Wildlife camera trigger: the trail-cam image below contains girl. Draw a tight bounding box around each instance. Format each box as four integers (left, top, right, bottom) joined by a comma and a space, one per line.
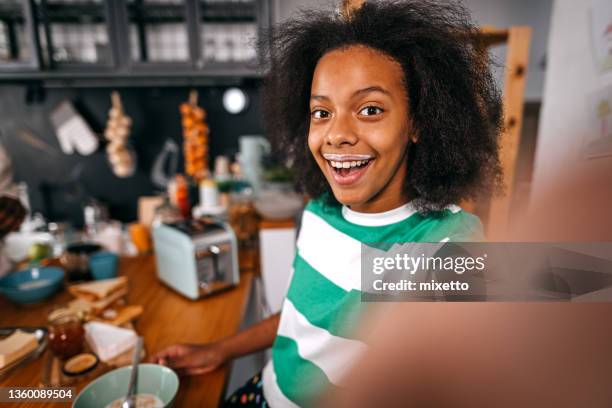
152, 1, 502, 406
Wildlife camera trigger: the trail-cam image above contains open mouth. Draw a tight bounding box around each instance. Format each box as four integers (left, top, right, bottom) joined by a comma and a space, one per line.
322, 153, 374, 186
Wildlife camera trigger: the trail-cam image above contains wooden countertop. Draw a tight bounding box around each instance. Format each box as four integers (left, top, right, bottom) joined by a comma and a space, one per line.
0, 255, 254, 407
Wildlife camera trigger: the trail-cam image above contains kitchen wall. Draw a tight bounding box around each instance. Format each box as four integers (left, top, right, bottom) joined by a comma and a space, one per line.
460, 0, 552, 102
530, 0, 612, 236
273, 0, 553, 101
0, 83, 264, 225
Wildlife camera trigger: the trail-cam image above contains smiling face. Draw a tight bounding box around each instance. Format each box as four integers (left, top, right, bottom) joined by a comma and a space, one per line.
308, 45, 414, 213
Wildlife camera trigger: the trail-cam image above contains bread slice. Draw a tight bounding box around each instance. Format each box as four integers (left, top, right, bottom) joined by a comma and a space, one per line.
68, 276, 127, 302
68, 287, 128, 316
0, 330, 38, 369
95, 305, 144, 326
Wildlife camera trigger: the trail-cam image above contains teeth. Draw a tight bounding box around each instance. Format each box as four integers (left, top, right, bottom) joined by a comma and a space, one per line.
329, 159, 370, 169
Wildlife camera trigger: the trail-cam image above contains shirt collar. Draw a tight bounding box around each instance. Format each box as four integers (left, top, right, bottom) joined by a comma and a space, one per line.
341, 201, 418, 227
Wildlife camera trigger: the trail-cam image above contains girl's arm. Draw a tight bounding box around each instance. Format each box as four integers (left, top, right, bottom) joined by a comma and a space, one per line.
221, 313, 281, 359
151, 313, 280, 376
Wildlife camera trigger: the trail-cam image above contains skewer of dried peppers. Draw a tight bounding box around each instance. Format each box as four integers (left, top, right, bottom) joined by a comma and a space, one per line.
179, 90, 209, 183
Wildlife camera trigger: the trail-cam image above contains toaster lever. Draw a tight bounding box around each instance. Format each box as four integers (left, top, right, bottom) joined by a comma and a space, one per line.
209, 244, 221, 281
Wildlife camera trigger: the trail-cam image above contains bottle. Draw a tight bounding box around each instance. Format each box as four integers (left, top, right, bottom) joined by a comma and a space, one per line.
170, 175, 190, 220
199, 179, 220, 209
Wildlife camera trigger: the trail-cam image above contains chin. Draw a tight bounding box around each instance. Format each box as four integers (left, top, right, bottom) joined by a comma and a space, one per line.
330, 188, 369, 208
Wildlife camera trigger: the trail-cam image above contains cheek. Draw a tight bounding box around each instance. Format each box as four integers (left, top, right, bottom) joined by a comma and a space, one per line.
308, 129, 324, 157
368, 130, 410, 162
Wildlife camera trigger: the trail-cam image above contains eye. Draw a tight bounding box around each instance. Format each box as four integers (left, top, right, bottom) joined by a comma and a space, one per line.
311, 109, 331, 119
359, 106, 384, 116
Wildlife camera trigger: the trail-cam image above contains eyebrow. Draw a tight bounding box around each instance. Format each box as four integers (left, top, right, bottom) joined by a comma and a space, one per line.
310, 86, 391, 101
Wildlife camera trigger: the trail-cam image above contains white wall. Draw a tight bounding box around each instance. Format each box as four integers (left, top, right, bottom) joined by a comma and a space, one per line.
272, 0, 553, 101
530, 0, 612, 213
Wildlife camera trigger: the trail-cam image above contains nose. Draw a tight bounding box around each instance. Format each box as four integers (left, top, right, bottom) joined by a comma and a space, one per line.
325, 112, 358, 147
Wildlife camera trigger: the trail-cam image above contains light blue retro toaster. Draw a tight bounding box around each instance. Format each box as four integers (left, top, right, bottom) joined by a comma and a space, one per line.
152, 218, 240, 300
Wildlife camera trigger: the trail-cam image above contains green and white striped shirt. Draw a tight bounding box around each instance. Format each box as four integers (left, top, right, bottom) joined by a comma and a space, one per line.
262, 197, 483, 407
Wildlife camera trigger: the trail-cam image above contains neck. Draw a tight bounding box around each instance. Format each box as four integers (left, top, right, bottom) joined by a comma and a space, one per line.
348, 192, 410, 213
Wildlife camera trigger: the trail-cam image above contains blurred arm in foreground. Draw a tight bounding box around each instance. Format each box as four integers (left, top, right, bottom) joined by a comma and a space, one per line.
323, 172, 612, 408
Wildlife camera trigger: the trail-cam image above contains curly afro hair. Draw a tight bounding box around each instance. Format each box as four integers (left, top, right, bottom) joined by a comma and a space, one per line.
260, 0, 503, 212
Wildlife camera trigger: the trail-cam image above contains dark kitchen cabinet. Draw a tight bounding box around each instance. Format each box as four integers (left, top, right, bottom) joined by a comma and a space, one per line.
115, 0, 270, 74
33, 0, 117, 70
116, 0, 193, 69
0, 0, 271, 83
0, 0, 40, 71
196, 0, 262, 68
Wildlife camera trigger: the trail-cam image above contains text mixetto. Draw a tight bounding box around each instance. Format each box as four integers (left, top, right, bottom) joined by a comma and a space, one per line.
372, 279, 470, 292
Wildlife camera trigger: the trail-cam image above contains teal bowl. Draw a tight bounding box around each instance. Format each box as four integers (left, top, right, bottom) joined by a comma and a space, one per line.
0, 267, 64, 304
73, 364, 179, 408
89, 251, 119, 280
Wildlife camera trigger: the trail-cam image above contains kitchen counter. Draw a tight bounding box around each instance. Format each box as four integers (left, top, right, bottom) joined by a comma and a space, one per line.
0, 255, 254, 407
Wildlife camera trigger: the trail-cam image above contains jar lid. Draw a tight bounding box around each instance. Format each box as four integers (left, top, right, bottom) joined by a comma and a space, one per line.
48, 307, 75, 324
62, 352, 99, 377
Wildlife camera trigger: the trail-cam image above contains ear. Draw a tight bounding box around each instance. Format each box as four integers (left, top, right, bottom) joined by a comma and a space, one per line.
407, 119, 418, 143
409, 126, 419, 144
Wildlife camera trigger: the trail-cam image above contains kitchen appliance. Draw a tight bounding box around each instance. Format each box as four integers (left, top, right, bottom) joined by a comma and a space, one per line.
152, 218, 239, 300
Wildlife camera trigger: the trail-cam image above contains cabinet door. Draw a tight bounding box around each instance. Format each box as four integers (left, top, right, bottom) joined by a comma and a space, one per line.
119, 0, 193, 70
196, 0, 260, 69
33, 0, 115, 69
0, 0, 40, 71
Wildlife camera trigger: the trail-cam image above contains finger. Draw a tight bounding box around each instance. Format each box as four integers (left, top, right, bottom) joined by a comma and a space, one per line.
151, 351, 175, 365
152, 350, 196, 370
175, 366, 216, 377
151, 346, 182, 363
147, 355, 161, 364
164, 354, 200, 369
185, 366, 216, 375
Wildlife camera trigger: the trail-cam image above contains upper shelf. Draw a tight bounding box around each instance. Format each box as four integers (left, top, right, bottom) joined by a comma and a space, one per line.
0, 3, 26, 22
0, 2, 258, 24
0, 0, 271, 85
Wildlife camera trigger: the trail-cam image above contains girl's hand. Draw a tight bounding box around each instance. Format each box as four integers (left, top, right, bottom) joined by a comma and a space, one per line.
151, 342, 229, 376
150, 314, 280, 376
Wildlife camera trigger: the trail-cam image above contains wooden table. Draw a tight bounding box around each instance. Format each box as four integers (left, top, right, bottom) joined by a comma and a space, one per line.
0, 255, 254, 407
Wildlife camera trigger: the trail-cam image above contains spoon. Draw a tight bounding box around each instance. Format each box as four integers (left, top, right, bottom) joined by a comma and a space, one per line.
122, 336, 143, 408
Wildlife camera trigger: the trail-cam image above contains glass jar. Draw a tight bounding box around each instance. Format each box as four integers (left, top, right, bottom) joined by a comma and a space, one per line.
228, 189, 258, 244
48, 310, 85, 360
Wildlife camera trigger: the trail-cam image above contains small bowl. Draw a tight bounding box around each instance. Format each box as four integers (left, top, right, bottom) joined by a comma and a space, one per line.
73, 363, 179, 408
89, 252, 119, 280
0, 267, 64, 304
